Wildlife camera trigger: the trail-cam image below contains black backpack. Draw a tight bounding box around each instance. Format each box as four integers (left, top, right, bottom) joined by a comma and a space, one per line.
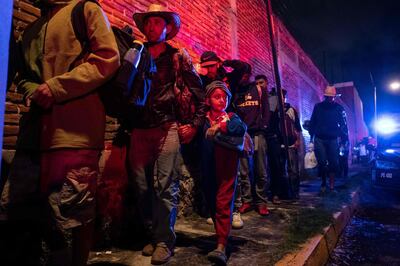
70, 0, 155, 118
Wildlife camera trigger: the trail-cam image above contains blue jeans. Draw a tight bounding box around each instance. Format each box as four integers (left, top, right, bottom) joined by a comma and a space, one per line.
314, 137, 339, 187
128, 122, 180, 248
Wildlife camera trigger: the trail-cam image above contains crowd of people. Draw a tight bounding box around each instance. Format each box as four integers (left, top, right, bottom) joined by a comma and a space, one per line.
0, 1, 349, 265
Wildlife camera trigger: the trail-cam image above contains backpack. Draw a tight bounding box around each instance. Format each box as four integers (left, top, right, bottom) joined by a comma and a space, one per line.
70, 0, 156, 118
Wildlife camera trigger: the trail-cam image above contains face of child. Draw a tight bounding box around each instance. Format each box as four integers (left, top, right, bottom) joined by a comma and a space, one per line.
209, 88, 229, 113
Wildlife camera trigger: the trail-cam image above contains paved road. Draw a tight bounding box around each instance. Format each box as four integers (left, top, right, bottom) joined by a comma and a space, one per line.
328, 178, 400, 266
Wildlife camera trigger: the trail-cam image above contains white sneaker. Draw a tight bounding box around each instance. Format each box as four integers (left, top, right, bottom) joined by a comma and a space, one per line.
232, 212, 243, 229
206, 217, 214, 225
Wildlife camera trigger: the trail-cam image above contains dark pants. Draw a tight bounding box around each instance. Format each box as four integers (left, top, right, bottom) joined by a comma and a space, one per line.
338, 155, 349, 178
267, 135, 284, 198
314, 137, 339, 187
282, 147, 300, 198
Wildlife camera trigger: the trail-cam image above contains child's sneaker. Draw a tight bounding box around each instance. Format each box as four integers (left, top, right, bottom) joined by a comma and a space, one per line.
232, 212, 243, 229
206, 217, 214, 225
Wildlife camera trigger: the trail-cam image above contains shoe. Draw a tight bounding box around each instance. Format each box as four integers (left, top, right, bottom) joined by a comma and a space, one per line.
206, 217, 214, 225
207, 249, 227, 265
272, 196, 281, 204
256, 204, 269, 216
142, 243, 155, 256
232, 212, 244, 229
319, 186, 326, 196
151, 242, 173, 265
238, 202, 253, 214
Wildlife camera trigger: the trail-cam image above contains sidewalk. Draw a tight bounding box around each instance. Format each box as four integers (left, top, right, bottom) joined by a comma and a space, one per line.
88, 166, 366, 266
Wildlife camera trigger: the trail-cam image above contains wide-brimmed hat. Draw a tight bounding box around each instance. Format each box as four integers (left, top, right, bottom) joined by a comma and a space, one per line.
324, 86, 341, 97
133, 4, 181, 40
200, 51, 221, 67
205, 81, 232, 102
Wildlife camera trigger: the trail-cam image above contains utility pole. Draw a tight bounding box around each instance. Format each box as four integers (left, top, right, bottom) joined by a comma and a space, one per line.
265, 0, 292, 183
370, 72, 378, 147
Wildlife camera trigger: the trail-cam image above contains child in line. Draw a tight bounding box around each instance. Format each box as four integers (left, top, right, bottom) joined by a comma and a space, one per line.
201, 80, 247, 265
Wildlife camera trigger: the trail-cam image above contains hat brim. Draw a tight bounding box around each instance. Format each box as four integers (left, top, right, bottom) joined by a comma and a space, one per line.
200, 60, 219, 67
133, 11, 181, 40
324, 93, 341, 97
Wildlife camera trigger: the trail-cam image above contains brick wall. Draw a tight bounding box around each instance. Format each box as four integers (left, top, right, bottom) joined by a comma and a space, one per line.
5, 0, 329, 146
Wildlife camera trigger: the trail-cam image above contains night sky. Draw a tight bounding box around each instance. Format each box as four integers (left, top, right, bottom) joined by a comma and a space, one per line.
272, 0, 400, 132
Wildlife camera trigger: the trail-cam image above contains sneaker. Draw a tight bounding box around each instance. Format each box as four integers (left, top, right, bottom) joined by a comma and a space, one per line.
142, 243, 155, 256
151, 242, 173, 265
256, 204, 269, 216
207, 249, 227, 265
319, 186, 326, 196
206, 217, 214, 225
238, 202, 253, 214
232, 212, 243, 229
272, 196, 281, 204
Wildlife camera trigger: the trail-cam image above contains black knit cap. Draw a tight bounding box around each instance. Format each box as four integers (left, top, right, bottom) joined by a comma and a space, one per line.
205, 80, 232, 102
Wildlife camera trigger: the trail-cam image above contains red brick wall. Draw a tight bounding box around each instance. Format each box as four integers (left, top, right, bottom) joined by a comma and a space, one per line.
99, 0, 327, 125
6, 0, 329, 150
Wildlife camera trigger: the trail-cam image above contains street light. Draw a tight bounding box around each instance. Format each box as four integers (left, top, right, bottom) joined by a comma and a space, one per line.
389, 81, 400, 91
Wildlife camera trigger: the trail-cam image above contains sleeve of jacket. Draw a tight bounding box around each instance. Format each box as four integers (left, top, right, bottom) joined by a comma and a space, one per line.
46, 2, 120, 103
226, 113, 247, 137
309, 104, 318, 140
223, 60, 251, 74
182, 68, 206, 128
14, 35, 40, 101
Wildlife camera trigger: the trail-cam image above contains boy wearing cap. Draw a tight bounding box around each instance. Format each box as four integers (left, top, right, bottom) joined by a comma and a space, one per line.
309, 86, 348, 193
130, 4, 205, 264
201, 80, 247, 265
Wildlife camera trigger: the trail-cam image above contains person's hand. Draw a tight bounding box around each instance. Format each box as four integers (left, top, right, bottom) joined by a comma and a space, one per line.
30, 83, 55, 109
205, 123, 220, 140
178, 124, 197, 144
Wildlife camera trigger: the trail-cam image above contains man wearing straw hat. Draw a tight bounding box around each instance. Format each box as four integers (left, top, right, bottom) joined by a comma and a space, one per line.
309, 86, 348, 194
130, 4, 205, 264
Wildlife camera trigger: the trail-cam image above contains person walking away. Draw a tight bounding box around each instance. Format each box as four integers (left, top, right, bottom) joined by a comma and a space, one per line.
309, 86, 348, 194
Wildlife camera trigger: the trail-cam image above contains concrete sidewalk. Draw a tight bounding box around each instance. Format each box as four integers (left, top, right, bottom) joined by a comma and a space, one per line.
88, 166, 365, 266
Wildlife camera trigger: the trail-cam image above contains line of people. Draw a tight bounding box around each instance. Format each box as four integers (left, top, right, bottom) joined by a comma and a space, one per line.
0, 1, 345, 266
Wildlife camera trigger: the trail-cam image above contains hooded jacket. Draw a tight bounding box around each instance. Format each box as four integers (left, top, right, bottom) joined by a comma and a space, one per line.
233, 83, 270, 136
17, 0, 120, 150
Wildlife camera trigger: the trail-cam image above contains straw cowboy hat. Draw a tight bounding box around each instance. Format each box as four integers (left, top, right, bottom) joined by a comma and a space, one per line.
133, 4, 181, 40
324, 86, 341, 97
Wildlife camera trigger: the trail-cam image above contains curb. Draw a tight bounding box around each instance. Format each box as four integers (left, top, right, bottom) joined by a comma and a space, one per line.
275, 189, 360, 266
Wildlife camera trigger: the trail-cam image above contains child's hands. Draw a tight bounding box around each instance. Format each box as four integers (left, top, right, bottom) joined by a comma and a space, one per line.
206, 123, 220, 139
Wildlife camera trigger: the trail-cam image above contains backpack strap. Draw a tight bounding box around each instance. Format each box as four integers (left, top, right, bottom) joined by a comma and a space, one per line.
69, 0, 100, 71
